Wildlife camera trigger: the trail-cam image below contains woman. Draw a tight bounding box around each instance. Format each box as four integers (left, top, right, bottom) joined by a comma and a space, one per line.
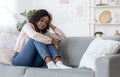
12, 9, 71, 69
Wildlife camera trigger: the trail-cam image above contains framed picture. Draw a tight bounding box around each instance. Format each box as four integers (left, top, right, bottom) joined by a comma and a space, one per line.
60, 0, 70, 4
59, 0, 72, 6
109, 0, 117, 5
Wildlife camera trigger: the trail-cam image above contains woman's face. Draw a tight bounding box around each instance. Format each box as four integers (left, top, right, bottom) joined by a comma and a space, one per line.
36, 16, 49, 30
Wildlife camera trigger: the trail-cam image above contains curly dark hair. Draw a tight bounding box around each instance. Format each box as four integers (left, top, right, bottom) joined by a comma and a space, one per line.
29, 9, 50, 34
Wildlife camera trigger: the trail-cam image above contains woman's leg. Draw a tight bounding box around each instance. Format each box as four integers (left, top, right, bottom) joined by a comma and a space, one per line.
47, 44, 61, 62
12, 38, 44, 67
32, 52, 45, 67
33, 40, 59, 69
33, 40, 51, 61
48, 44, 72, 69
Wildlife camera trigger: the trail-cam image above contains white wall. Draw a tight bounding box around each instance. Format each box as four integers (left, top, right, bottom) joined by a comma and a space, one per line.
0, 0, 18, 13
0, 0, 19, 34
2, 0, 120, 36
18, 0, 32, 12
18, 0, 90, 37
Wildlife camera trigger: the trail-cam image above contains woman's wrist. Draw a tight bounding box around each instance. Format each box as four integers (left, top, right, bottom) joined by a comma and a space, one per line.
49, 24, 56, 30
51, 39, 55, 44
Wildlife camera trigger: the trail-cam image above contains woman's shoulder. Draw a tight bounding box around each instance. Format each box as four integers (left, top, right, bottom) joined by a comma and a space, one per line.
24, 23, 34, 27
23, 23, 35, 29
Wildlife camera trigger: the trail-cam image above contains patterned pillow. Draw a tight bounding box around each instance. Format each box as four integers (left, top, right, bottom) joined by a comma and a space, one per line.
0, 48, 15, 65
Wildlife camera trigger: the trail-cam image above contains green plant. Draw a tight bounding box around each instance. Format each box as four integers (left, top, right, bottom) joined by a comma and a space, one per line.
16, 20, 27, 31
20, 9, 37, 19
16, 9, 37, 31
94, 31, 103, 36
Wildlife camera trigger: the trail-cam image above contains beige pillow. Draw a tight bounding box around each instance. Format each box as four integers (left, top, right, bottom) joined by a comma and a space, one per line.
0, 33, 17, 65
0, 48, 15, 65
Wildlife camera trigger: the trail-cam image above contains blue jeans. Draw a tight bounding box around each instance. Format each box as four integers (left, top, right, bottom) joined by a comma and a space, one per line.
12, 38, 60, 67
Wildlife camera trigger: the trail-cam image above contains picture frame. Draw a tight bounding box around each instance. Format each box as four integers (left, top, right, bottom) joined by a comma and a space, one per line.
109, 0, 117, 5
59, 0, 72, 6
60, 0, 70, 4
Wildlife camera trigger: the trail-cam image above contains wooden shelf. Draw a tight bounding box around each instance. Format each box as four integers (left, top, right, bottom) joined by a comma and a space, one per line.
94, 5, 120, 8
94, 23, 120, 25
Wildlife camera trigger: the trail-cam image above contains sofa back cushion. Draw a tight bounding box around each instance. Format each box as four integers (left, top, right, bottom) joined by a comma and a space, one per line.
103, 36, 120, 53
60, 37, 94, 67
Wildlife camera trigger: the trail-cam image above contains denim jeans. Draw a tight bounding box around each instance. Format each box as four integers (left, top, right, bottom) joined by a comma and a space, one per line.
12, 38, 60, 67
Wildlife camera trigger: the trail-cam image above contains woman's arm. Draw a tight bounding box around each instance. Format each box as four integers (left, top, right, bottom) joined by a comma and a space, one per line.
48, 13, 66, 41
47, 25, 65, 50
46, 24, 66, 41
23, 23, 52, 44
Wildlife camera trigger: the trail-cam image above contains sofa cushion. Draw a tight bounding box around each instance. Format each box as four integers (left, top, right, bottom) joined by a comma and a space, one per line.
24, 68, 94, 77
0, 48, 15, 65
60, 36, 120, 67
103, 36, 120, 41
60, 37, 94, 67
103, 36, 120, 53
0, 63, 28, 77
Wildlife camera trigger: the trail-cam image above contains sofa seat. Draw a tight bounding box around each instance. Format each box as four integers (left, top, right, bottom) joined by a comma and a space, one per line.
0, 63, 94, 77
25, 68, 94, 77
0, 63, 28, 77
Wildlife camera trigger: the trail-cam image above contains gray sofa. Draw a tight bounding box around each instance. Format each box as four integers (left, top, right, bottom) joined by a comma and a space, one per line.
0, 37, 120, 77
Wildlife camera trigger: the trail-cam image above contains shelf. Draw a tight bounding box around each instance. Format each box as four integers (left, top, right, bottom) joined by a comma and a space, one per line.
94, 23, 120, 25
94, 5, 120, 8
90, 0, 120, 36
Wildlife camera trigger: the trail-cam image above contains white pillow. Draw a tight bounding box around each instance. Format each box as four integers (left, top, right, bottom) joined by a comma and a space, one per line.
0, 32, 17, 50
0, 48, 15, 65
79, 38, 120, 71
0, 33, 17, 65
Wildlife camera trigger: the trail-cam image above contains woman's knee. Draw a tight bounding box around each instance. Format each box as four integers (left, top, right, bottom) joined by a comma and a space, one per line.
33, 40, 47, 48
27, 38, 34, 43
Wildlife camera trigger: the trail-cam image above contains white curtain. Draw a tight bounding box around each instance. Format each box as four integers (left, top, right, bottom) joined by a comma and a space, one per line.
0, 0, 18, 13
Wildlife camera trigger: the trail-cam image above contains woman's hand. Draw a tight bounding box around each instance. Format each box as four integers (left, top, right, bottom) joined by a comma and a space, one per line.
51, 39, 60, 51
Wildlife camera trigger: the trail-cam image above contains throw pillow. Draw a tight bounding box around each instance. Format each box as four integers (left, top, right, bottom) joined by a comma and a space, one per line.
79, 38, 120, 71
0, 32, 17, 65
0, 48, 15, 65
0, 32, 17, 50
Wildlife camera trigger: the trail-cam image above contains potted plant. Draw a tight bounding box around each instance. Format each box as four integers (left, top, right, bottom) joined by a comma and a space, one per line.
16, 9, 37, 31
94, 31, 104, 38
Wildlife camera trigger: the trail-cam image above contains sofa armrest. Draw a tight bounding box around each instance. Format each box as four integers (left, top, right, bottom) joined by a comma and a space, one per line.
95, 54, 120, 77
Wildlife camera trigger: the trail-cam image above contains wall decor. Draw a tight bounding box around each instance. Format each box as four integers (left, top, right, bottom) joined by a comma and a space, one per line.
109, 0, 117, 5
